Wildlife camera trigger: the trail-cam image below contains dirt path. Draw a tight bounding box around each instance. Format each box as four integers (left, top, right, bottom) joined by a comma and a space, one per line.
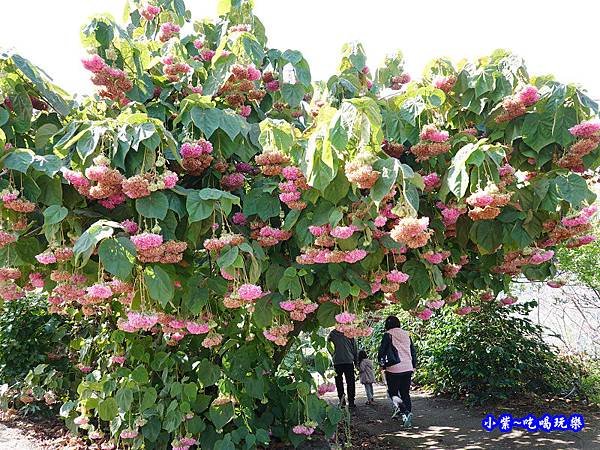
0, 422, 41, 450
1, 386, 598, 449
328, 383, 600, 449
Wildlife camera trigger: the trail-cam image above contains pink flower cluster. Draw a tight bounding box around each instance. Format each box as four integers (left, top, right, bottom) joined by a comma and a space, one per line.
423, 250, 450, 265
561, 205, 597, 228
180, 139, 214, 175
130, 233, 163, 251
432, 75, 456, 93
203, 233, 246, 252
0, 189, 36, 213
569, 120, 600, 138
500, 296, 517, 306
0, 230, 16, 248
495, 85, 539, 123
345, 160, 380, 189
292, 425, 315, 436
390, 73, 411, 90
263, 323, 294, 346
202, 333, 223, 349
158, 22, 180, 42
35, 247, 73, 265
63, 163, 126, 208
121, 219, 139, 234
140, 4, 160, 20
237, 283, 263, 301
416, 308, 433, 320
390, 217, 433, 249
279, 299, 318, 321
277, 166, 309, 210
426, 299, 445, 310
335, 312, 356, 324
420, 124, 449, 143
86, 283, 113, 299
529, 249, 554, 265
387, 270, 410, 283
255, 226, 292, 247
423, 172, 441, 191
121, 170, 179, 199
163, 56, 192, 82
410, 125, 452, 162
317, 382, 336, 397
296, 248, 367, 265
82, 55, 132, 105
330, 225, 359, 240
466, 187, 511, 221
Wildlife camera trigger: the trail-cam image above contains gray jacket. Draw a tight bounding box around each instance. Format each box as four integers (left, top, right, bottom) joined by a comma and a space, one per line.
328, 329, 358, 365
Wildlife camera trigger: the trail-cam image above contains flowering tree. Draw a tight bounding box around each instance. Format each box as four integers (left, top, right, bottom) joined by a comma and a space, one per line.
1, 0, 599, 448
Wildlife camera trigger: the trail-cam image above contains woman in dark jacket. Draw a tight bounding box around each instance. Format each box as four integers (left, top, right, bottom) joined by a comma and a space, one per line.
378, 315, 417, 427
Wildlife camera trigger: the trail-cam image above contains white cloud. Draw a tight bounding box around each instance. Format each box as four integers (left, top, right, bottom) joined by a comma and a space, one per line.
1, 0, 599, 100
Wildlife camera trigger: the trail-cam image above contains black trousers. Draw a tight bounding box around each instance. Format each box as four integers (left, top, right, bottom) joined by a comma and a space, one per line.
334, 363, 355, 404
385, 370, 412, 413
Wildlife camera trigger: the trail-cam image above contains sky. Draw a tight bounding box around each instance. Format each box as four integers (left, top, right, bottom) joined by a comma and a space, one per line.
1, 0, 599, 100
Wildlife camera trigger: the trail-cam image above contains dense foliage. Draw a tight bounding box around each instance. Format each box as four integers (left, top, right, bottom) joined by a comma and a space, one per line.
0, 294, 68, 384
1, 0, 599, 448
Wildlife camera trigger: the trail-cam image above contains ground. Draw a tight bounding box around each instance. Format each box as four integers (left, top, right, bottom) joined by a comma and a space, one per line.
325, 384, 600, 450
0, 384, 598, 449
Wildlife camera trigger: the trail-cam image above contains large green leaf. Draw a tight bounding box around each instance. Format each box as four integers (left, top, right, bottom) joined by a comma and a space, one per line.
98, 397, 118, 421
522, 111, 554, 152
144, 265, 174, 307
209, 402, 234, 430
371, 157, 400, 204
1, 149, 35, 173
136, 191, 168, 219
98, 237, 136, 280
555, 173, 596, 207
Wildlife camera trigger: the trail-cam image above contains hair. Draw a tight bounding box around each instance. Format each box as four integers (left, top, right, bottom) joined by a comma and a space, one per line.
358, 349, 368, 363
384, 315, 401, 331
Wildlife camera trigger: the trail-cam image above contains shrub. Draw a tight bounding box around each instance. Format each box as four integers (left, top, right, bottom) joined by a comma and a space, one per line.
362, 302, 577, 405
0, 295, 68, 384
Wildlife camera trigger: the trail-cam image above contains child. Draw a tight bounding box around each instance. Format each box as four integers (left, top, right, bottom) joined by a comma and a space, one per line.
358, 350, 376, 405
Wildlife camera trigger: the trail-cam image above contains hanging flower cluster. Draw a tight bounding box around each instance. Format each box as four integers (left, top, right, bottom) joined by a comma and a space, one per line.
35, 247, 74, 265
180, 139, 214, 175
0, 230, 16, 248
493, 249, 555, 275
466, 184, 511, 220
345, 151, 380, 189
140, 4, 160, 21
422, 172, 441, 192
250, 225, 292, 247
162, 55, 192, 82
422, 250, 451, 265
131, 232, 187, 263
495, 85, 540, 123
263, 323, 294, 346
278, 166, 309, 210
122, 170, 178, 199
218, 64, 265, 116
1, 189, 35, 213
498, 163, 516, 188
382, 140, 406, 158
390, 216, 433, 248
432, 74, 456, 93
389, 73, 411, 90
292, 423, 316, 436
296, 248, 367, 265
333, 311, 372, 337
82, 55, 132, 105
158, 22, 180, 42
410, 124, 451, 161
436, 202, 467, 237
262, 71, 280, 92
203, 233, 246, 252
557, 120, 600, 170
255, 150, 290, 176
63, 157, 126, 209
279, 299, 318, 321
0, 268, 24, 301
371, 269, 410, 295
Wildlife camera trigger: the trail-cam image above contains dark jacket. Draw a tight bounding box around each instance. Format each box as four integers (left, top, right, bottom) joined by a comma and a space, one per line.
328, 329, 358, 365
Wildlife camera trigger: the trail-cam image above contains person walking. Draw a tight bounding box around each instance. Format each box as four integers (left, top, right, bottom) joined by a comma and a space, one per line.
328, 328, 358, 409
378, 315, 417, 427
358, 350, 376, 405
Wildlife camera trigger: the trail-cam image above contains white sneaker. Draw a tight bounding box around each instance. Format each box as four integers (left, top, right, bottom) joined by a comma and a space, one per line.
391, 406, 402, 419
404, 412, 413, 427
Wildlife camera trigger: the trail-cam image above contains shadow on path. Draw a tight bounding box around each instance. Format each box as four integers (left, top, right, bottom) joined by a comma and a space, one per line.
326, 383, 600, 449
